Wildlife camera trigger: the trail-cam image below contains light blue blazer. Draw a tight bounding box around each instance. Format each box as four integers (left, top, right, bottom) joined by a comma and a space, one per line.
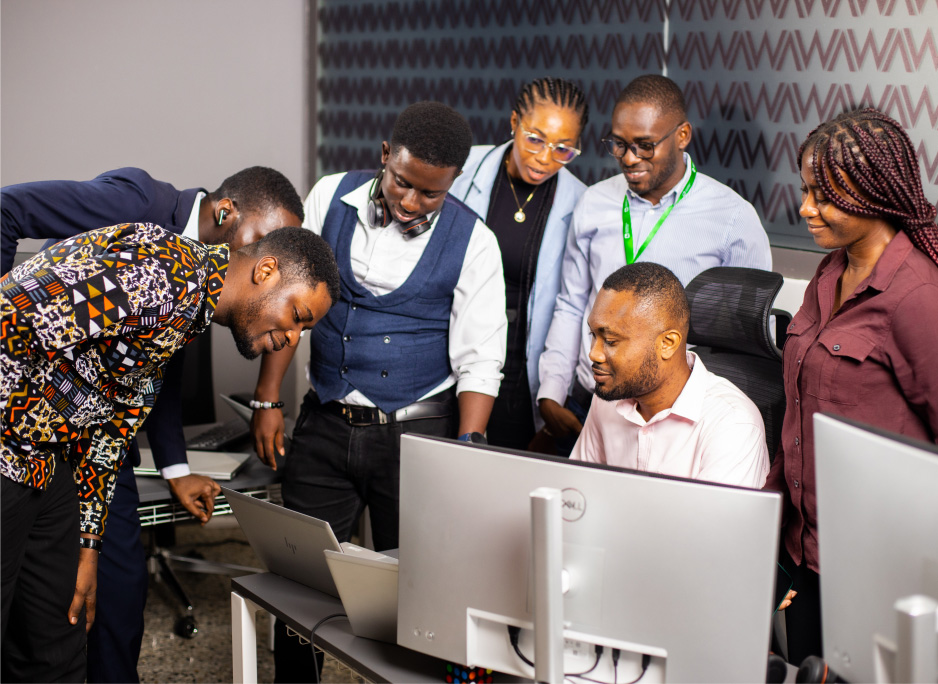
451, 142, 587, 428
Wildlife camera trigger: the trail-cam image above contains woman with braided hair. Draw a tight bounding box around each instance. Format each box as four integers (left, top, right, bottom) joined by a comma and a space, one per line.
451, 77, 589, 450
764, 108, 938, 665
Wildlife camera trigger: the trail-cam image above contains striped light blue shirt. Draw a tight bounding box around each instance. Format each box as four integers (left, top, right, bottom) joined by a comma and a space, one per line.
537, 153, 772, 405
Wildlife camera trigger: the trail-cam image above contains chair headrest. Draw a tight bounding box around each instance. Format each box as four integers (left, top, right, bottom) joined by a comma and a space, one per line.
685, 267, 784, 361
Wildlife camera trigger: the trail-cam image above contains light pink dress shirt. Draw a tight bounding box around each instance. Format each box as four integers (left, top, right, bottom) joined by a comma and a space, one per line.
571, 352, 769, 488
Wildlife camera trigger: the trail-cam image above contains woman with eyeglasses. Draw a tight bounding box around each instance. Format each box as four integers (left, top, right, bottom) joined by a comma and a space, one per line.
451, 77, 589, 450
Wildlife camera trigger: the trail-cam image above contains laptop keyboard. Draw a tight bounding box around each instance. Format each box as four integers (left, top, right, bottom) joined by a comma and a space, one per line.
185, 419, 251, 451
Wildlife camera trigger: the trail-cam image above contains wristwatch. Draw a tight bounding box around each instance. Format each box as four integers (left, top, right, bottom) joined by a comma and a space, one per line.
457, 432, 487, 444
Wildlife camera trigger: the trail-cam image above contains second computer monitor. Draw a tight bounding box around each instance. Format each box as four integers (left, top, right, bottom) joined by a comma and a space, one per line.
814, 413, 938, 683
397, 435, 783, 683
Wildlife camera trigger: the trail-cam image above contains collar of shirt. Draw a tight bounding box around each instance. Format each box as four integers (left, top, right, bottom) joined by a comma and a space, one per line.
182, 191, 205, 241
817, 230, 915, 307
624, 152, 694, 207
197, 242, 230, 327
341, 179, 440, 237
614, 351, 703, 426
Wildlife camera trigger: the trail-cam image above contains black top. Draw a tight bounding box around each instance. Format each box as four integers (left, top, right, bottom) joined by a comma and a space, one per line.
485, 151, 555, 312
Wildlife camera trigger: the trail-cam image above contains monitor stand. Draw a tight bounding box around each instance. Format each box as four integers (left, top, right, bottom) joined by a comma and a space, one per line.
872, 594, 938, 683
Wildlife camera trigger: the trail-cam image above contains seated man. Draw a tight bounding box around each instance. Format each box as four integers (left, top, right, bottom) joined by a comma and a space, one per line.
537, 74, 771, 454
571, 262, 769, 488
0, 165, 304, 683
0, 223, 338, 683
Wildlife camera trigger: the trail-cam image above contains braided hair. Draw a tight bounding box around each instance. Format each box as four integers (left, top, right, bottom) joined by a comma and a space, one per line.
513, 77, 589, 134
798, 108, 938, 266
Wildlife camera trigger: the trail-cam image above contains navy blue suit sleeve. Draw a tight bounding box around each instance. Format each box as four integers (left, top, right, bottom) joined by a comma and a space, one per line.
1, 167, 188, 275
145, 350, 189, 470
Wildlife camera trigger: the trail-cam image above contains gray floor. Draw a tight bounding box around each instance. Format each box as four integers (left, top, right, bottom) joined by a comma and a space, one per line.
138, 519, 363, 684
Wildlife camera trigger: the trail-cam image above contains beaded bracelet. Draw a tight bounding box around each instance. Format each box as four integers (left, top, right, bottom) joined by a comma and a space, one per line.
249, 399, 285, 410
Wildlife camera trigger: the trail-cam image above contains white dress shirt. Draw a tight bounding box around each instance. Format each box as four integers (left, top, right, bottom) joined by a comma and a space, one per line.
571, 352, 769, 488
303, 172, 506, 407
537, 154, 772, 405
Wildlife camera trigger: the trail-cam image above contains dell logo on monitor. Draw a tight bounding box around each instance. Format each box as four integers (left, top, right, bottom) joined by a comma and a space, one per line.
561, 488, 586, 522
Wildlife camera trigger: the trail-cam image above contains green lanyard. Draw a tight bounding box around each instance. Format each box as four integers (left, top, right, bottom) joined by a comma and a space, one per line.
622, 159, 697, 264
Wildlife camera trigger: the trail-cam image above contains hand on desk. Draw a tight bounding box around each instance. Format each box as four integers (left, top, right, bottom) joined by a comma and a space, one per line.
69, 546, 98, 631
251, 408, 285, 470
167, 474, 222, 524
538, 398, 583, 439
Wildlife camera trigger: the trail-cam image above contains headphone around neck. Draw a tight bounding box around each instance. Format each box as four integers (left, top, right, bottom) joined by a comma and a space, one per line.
366, 169, 434, 239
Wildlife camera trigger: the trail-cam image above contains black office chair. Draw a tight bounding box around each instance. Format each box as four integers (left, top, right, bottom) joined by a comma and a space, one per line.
685, 267, 791, 457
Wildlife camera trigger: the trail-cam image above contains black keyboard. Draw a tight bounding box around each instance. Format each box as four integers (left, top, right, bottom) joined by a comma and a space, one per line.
185, 419, 251, 451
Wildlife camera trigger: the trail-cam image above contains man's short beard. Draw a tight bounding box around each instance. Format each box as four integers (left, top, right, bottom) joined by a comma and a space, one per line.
228, 286, 275, 360
594, 349, 659, 402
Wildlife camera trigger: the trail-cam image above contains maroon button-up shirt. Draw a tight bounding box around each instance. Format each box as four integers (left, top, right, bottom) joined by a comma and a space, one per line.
764, 231, 938, 573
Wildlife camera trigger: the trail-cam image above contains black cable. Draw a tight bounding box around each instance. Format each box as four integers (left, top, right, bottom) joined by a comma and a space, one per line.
308, 612, 348, 684
506, 626, 651, 684
507, 625, 535, 667
567, 645, 603, 677
567, 651, 651, 684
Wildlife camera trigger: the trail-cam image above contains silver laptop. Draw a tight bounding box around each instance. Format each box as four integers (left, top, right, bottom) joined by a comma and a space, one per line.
222, 487, 343, 597
219, 394, 255, 422
324, 547, 399, 643
134, 448, 251, 480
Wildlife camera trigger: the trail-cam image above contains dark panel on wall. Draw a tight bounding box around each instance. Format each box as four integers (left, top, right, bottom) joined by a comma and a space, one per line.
314, 0, 937, 251
667, 0, 938, 250
315, 0, 665, 186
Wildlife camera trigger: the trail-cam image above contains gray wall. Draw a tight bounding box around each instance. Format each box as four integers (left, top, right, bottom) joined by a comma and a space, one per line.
0, 0, 309, 419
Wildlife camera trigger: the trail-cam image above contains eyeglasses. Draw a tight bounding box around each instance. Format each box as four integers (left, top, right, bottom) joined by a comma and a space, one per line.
518, 128, 581, 164
601, 121, 685, 160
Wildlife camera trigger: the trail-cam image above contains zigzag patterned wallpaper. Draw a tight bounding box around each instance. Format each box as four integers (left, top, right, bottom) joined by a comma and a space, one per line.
314, 0, 937, 251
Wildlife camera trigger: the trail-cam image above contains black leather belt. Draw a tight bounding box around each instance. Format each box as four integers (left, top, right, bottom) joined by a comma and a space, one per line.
320, 389, 455, 427
569, 379, 593, 410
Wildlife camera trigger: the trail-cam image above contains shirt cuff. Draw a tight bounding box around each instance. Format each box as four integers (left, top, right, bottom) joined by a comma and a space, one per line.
455, 375, 501, 398
161, 463, 192, 480
536, 376, 570, 407
79, 500, 106, 538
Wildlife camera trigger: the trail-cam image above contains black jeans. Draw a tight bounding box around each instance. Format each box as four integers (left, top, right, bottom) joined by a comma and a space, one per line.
2, 452, 86, 683
487, 320, 536, 451
778, 545, 823, 665
275, 389, 457, 683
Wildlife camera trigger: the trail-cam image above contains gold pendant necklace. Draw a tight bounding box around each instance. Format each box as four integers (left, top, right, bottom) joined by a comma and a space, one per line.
506, 159, 536, 223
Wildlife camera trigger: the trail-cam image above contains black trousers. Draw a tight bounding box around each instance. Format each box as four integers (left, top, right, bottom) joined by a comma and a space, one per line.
86, 456, 148, 683
778, 545, 823, 665
274, 389, 458, 683
486, 321, 536, 451
2, 453, 86, 683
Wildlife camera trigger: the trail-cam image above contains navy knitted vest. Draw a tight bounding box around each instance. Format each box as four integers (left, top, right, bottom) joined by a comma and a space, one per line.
308, 170, 477, 413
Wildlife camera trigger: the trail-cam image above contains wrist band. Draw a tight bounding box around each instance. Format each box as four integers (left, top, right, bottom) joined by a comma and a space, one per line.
79, 537, 103, 552
249, 399, 285, 410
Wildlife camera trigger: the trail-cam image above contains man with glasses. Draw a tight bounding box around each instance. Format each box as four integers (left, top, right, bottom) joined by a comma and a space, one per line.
537, 74, 771, 454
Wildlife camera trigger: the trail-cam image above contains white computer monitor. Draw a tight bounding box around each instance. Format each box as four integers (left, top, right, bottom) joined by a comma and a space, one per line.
814, 413, 938, 683
396, 434, 783, 683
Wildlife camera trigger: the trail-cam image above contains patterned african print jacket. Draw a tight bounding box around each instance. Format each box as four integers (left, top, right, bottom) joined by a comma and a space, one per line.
0, 223, 228, 537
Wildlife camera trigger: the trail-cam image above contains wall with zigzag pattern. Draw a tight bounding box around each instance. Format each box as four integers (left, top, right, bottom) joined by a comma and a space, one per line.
313, 0, 938, 251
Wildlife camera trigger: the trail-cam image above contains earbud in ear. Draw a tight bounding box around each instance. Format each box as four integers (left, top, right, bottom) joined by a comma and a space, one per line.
217, 209, 227, 226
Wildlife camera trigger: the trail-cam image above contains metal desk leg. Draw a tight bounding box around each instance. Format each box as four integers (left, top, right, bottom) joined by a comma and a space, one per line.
232, 591, 261, 684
